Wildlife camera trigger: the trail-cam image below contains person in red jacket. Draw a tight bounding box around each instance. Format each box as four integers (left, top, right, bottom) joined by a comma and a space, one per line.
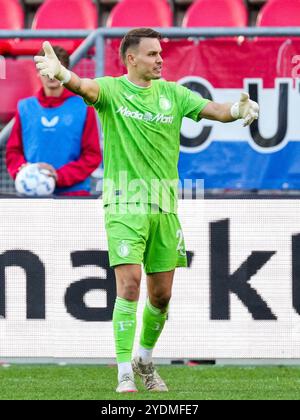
6, 46, 102, 196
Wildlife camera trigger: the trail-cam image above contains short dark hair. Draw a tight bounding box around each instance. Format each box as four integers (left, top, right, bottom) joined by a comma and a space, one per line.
37, 45, 70, 69
120, 28, 161, 64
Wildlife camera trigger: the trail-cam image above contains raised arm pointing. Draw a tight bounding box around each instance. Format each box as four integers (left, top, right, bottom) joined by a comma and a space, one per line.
34, 41, 100, 105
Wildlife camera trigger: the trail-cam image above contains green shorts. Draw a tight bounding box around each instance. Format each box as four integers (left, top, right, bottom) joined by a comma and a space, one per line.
104, 203, 187, 274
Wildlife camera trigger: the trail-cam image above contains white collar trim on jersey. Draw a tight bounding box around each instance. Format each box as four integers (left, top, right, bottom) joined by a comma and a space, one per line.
124, 75, 152, 89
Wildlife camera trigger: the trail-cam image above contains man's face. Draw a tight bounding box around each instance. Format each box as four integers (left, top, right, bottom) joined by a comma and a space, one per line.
39, 74, 61, 91
128, 38, 163, 80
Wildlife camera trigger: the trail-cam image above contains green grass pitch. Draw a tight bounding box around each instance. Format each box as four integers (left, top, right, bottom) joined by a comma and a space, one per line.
0, 365, 299, 400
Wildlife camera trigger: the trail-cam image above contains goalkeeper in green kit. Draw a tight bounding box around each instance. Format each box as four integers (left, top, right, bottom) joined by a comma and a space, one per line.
34, 28, 259, 393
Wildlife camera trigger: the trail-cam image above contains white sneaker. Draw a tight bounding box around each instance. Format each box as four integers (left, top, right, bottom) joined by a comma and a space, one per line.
132, 356, 168, 392
116, 374, 138, 393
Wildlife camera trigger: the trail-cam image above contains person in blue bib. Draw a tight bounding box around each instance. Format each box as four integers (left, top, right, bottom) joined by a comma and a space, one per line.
6, 46, 102, 196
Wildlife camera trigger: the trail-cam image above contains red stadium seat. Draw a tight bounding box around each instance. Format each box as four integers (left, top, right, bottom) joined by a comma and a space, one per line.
182, 0, 248, 27
255, 0, 300, 45
0, 0, 24, 55
0, 60, 40, 123
257, 0, 300, 26
107, 0, 173, 27
10, 0, 98, 56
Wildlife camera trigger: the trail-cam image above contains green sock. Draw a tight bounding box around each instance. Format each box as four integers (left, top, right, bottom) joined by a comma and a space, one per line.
140, 298, 168, 350
113, 297, 138, 363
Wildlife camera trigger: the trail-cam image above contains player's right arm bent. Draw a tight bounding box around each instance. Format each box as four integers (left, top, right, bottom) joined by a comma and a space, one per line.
34, 41, 99, 105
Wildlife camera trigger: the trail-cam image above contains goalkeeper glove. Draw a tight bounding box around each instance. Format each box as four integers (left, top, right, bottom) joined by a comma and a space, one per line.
230, 92, 259, 127
34, 41, 71, 84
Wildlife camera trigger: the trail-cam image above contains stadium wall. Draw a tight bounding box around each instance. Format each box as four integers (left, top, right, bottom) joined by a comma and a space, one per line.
0, 198, 299, 362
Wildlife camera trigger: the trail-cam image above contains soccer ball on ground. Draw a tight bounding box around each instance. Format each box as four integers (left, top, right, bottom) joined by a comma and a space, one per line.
15, 163, 56, 197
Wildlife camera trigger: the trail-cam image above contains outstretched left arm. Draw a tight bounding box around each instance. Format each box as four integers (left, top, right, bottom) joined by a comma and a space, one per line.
200, 92, 259, 126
